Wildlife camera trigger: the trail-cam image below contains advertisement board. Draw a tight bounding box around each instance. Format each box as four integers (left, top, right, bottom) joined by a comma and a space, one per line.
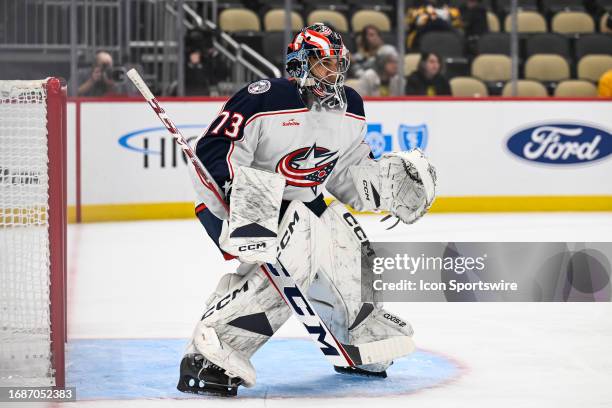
68, 98, 612, 221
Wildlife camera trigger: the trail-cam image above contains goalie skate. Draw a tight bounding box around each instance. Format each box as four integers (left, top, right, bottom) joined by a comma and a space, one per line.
176, 354, 243, 397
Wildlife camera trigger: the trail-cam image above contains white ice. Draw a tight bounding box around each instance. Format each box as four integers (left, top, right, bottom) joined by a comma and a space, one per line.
67, 212, 612, 407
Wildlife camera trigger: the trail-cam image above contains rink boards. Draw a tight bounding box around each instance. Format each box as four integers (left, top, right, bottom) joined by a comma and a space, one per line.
63, 97, 612, 222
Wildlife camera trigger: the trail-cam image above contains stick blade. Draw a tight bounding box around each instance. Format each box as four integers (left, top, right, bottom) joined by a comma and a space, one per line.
340, 336, 415, 367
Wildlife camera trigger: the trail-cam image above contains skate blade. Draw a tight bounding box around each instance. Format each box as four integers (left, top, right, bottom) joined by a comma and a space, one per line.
333, 365, 388, 378
177, 375, 239, 397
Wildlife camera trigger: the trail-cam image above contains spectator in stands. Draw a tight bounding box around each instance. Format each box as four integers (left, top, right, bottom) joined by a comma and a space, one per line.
77, 51, 118, 97
406, 0, 462, 49
184, 28, 229, 95
185, 49, 210, 95
460, 0, 488, 37
357, 45, 403, 96
405, 52, 451, 96
351, 25, 394, 78
598, 69, 612, 97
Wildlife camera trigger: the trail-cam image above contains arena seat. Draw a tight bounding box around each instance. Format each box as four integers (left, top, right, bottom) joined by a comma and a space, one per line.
420, 31, 465, 58
601, 13, 612, 33
551, 11, 595, 34
524, 54, 570, 81
487, 11, 501, 32
525, 33, 571, 59
450, 76, 489, 96
263, 9, 304, 31
501, 80, 549, 96
219, 8, 261, 32
554, 79, 598, 96
404, 53, 421, 76
577, 54, 612, 82
477, 33, 511, 55
351, 10, 391, 32
471, 54, 512, 82
575, 34, 612, 60
307, 10, 349, 32
503, 11, 547, 33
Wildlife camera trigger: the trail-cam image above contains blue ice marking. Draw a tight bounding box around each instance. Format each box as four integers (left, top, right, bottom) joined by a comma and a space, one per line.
67, 338, 461, 399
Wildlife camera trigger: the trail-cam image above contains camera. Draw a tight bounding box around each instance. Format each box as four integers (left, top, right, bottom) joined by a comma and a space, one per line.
102, 66, 126, 82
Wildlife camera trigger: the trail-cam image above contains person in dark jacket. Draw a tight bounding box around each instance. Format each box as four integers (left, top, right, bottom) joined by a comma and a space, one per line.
405, 52, 451, 96
184, 28, 230, 95
460, 0, 489, 37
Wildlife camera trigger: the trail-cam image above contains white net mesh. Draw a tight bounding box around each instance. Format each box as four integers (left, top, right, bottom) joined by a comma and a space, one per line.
0, 80, 54, 386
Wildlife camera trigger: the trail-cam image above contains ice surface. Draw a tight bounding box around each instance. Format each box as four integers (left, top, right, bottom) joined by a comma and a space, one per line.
65, 212, 612, 407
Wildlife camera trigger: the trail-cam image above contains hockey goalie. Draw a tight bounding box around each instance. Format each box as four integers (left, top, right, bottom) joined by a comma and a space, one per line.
177, 23, 437, 396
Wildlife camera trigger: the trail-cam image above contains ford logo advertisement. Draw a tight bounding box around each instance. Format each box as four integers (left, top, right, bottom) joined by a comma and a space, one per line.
506, 124, 612, 165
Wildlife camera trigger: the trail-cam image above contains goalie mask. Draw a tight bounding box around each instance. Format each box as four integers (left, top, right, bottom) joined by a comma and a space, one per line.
286, 23, 350, 109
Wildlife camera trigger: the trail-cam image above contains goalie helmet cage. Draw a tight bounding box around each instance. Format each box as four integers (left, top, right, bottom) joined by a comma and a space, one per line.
0, 78, 67, 387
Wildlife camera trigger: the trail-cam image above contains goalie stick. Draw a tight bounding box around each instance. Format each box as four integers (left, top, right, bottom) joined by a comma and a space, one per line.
127, 69, 414, 368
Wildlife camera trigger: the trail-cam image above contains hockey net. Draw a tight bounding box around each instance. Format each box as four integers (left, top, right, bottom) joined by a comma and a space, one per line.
0, 78, 66, 387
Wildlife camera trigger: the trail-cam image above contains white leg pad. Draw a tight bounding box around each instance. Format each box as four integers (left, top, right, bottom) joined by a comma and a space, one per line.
191, 323, 257, 387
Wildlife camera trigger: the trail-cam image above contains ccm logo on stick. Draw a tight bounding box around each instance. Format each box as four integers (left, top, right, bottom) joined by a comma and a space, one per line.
268, 262, 340, 357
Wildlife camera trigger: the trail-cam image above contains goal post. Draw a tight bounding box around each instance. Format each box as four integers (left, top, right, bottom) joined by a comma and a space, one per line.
0, 78, 67, 387
47, 78, 68, 388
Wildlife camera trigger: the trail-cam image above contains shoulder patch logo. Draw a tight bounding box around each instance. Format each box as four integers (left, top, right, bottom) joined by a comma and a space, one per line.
248, 80, 271, 95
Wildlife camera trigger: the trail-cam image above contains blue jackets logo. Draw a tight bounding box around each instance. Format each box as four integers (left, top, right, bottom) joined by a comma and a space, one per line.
507, 123, 612, 165
398, 124, 428, 151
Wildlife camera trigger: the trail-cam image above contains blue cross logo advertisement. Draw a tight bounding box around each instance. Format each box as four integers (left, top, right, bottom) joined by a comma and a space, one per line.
398, 124, 428, 152
364, 123, 428, 159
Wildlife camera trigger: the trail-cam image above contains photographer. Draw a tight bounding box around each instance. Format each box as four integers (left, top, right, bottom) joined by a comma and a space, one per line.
77, 51, 119, 97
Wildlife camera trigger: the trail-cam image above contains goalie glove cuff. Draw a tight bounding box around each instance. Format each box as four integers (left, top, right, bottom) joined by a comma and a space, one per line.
349, 161, 383, 211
